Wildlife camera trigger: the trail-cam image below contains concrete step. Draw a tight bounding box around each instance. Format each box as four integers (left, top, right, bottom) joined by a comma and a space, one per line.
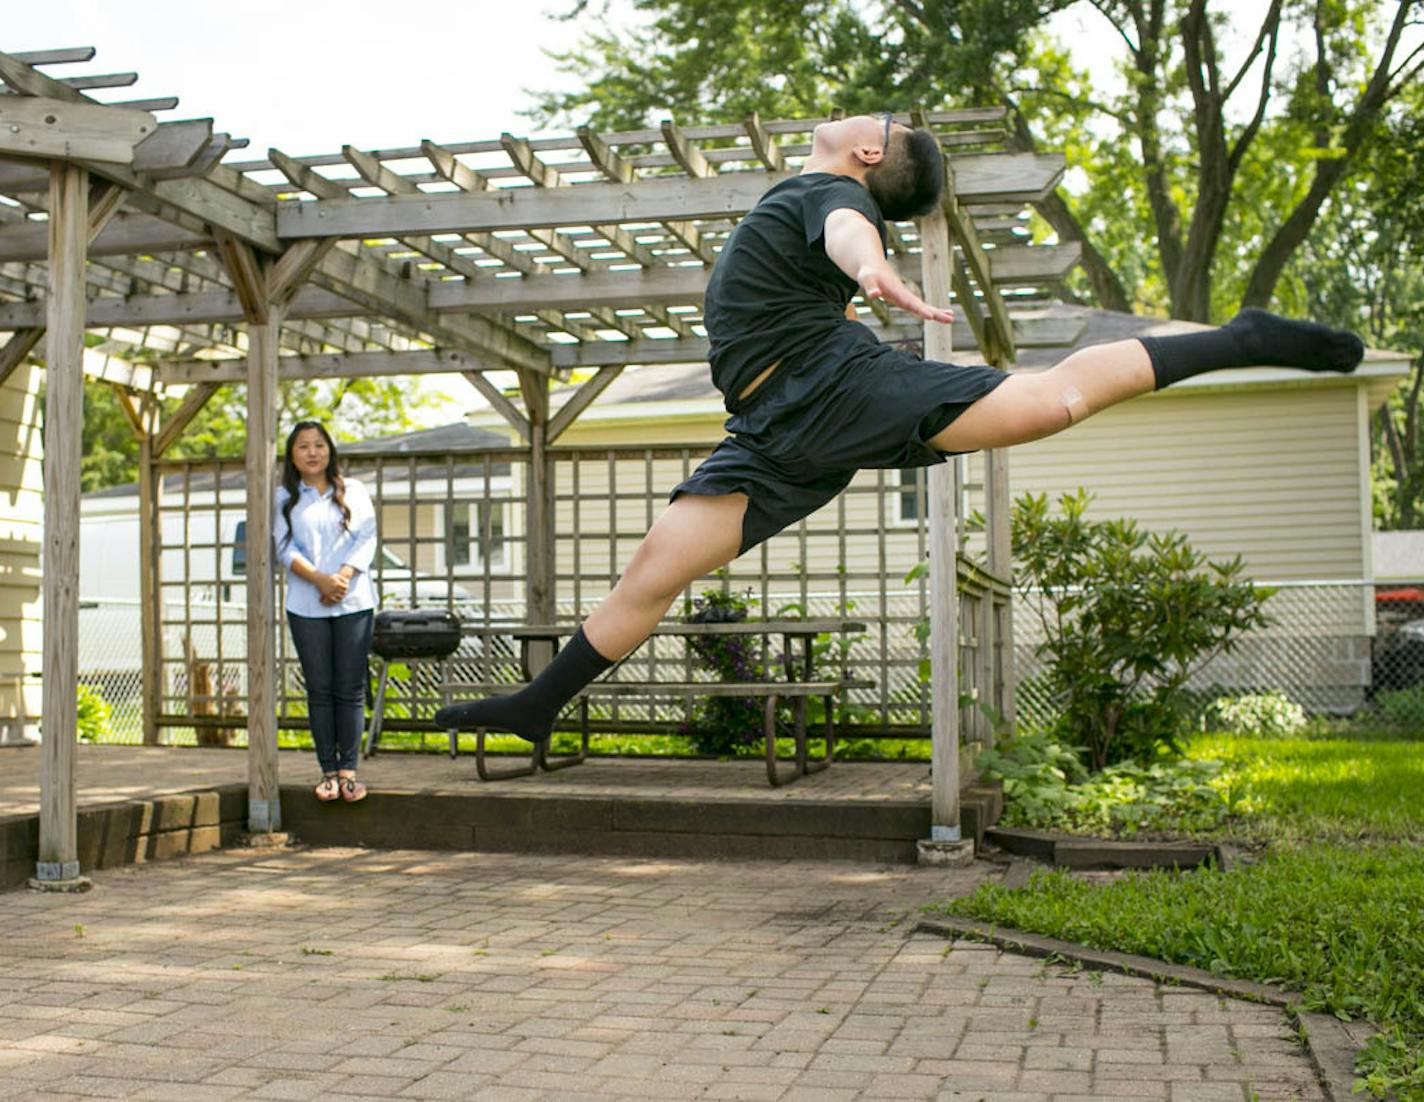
1, 764, 1006, 886
281, 785, 935, 864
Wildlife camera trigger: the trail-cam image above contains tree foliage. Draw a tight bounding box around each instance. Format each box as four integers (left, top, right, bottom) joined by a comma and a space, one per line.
1283, 79, 1424, 528
80, 376, 441, 493
530, 0, 1422, 322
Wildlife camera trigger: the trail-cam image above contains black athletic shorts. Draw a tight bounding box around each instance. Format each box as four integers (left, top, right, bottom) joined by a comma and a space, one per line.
671, 324, 1008, 553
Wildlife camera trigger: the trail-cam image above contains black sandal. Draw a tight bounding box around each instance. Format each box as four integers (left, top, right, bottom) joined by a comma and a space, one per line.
315, 773, 340, 802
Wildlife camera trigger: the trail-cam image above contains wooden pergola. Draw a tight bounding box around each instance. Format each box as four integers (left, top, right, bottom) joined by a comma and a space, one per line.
0, 46, 1083, 885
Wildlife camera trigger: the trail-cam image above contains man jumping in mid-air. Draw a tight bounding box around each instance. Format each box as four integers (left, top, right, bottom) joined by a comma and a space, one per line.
435, 111, 1363, 740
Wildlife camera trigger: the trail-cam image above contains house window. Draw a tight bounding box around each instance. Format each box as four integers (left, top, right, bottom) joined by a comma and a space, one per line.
232, 520, 247, 575
451, 505, 471, 566
449, 501, 506, 569
896, 469, 922, 524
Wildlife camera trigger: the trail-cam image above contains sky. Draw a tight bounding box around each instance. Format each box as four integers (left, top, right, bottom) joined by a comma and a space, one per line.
7, 0, 639, 428
5, 0, 629, 160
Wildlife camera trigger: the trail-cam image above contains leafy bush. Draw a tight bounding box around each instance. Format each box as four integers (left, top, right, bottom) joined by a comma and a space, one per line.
1204, 689, 1308, 736
1012, 490, 1270, 770
976, 733, 1233, 836
1373, 682, 1424, 730
678, 588, 775, 756
75, 683, 111, 744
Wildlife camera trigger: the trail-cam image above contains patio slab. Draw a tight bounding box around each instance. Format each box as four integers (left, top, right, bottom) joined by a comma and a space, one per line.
0, 847, 1327, 1100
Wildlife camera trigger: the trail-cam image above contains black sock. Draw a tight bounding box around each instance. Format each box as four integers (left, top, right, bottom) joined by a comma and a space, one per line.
1139, 308, 1364, 390
433, 626, 614, 744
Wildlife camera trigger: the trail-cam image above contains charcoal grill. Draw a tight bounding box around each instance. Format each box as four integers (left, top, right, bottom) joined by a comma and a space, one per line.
365, 609, 463, 758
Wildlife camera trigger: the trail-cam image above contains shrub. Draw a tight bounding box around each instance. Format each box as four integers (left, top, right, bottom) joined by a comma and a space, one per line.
1204, 690, 1308, 736
678, 588, 775, 756
1012, 490, 1271, 770
76, 683, 112, 743
1373, 683, 1424, 730
975, 732, 1233, 836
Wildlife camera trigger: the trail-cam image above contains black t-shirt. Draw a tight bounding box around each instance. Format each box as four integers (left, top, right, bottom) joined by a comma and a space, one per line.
703, 173, 887, 407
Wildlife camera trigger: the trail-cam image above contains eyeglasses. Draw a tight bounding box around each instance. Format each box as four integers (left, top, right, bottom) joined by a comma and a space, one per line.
879, 111, 894, 150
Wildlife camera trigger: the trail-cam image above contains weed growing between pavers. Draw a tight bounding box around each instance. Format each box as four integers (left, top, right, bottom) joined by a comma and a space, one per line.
933, 843, 1424, 1099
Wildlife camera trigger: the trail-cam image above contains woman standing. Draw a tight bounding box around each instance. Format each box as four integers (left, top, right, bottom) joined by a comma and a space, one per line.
273, 421, 377, 803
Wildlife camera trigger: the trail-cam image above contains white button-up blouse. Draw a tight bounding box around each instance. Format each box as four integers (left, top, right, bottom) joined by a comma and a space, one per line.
272, 478, 378, 617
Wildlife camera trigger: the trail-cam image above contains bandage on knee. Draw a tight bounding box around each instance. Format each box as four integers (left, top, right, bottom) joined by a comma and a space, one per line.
1060, 384, 1087, 424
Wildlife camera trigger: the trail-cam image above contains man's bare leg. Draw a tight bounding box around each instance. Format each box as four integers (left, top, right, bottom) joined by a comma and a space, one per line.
931, 306, 1365, 454
434, 493, 747, 739
584, 492, 749, 659
929, 339, 1153, 453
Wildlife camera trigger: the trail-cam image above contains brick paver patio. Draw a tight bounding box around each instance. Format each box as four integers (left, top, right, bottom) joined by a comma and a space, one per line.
0, 847, 1323, 1100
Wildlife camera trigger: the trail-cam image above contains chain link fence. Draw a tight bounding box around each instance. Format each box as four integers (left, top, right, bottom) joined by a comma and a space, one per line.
1014, 580, 1424, 732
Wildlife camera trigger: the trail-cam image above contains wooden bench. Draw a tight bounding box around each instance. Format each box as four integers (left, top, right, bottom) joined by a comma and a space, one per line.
440, 620, 872, 787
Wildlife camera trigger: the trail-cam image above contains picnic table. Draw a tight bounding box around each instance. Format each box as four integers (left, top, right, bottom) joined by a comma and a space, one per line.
439, 619, 871, 786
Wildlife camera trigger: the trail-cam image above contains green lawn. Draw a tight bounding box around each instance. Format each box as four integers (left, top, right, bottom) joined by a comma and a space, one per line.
945, 728, 1424, 1099
1189, 730, 1424, 843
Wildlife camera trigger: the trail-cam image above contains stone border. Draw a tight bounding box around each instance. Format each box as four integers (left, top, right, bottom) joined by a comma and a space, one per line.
917, 914, 1381, 1102
984, 826, 1228, 870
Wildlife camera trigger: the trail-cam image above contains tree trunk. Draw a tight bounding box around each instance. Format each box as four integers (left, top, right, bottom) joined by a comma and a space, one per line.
1242, 0, 1414, 308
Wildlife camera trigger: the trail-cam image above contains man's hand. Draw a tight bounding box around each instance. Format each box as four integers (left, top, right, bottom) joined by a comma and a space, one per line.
856, 261, 954, 325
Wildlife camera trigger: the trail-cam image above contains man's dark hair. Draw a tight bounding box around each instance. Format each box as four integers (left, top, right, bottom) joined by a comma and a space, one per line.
866, 128, 944, 221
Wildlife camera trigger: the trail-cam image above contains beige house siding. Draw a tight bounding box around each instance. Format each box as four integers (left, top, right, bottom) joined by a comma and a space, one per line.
543, 382, 1371, 588
0, 365, 44, 743
1008, 383, 1367, 581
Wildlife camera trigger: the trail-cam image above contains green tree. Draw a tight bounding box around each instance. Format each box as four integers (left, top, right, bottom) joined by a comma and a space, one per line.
1283, 82, 1424, 528
530, 0, 1422, 322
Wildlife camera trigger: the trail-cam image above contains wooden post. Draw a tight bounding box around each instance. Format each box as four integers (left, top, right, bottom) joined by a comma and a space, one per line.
245, 311, 283, 833
983, 443, 1015, 733
916, 200, 971, 863
519, 370, 555, 664
138, 424, 162, 746
34, 162, 89, 890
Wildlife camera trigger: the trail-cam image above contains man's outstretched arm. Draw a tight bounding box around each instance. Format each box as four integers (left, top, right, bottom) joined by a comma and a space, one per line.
823, 208, 953, 324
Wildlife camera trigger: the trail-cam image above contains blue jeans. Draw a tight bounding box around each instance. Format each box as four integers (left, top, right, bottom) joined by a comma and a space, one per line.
287, 609, 373, 773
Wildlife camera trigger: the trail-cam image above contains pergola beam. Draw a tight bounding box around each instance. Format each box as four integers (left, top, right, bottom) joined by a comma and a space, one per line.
275, 154, 1065, 239
0, 328, 44, 389
547, 364, 624, 443
0, 286, 357, 329
152, 381, 221, 457
141, 311, 1085, 385
0, 95, 155, 163
0, 245, 1083, 337
0, 210, 211, 263
463, 370, 530, 444
549, 313, 1084, 368
155, 347, 485, 385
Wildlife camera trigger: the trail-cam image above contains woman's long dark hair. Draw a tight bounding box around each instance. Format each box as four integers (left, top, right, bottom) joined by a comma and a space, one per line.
279, 420, 350, 546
